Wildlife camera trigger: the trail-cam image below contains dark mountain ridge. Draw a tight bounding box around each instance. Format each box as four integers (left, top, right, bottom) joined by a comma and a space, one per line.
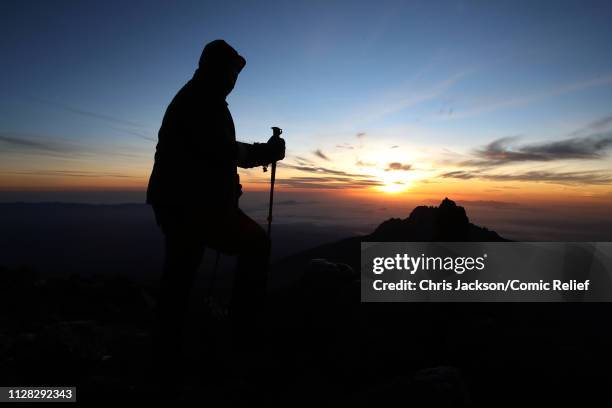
272, 198, 507, 287
371, 197, 507, 242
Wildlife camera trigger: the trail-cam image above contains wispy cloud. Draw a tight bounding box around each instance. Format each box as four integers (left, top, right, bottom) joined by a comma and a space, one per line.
356, 160, 377, 167
463, 133, 612, 167
293, 155, 315, 165
385, 162, 412, 171
10, 170, 137, 178
30, 97, 146, 128
278, 162, 371, 178
352, 70, 470, 125
276, 161, 383, 189
0, 131, 144, 159
356, 132, 366, 148
313, 149, 330, 161
586, 114, 612, 131
28, 96, 155, 141
569, 112, 612, 136
439, 170, 476, 180
440, 169, 612, 185
520, 133, 612, 159
448, 72, 612, 120
107, 125, 156, 142
442, 114, 612, 187
336, 143, 355, 150
277, 176, 384, 189
0, 132, 81, 156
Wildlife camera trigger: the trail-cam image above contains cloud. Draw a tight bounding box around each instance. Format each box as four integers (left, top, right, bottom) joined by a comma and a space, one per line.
523, 133, 612, 159
354, 70, 470, 125
586, 114, 612, 131
0, 131, 144, 159
336, 143, 355, 149
293, 155, 315, 165
313, 149, 330, 161
446, 72, 612, 120
440, 169, 612, 185
356, 160, 377, 167
0, 132, 82, 156
356, 132, 366, 148
277, 176, 384, 189
28, 96, 155, 141
391, 145, 399, 149
278, 162, 371, 178
108, 125, 156, 142
569, 113, 612, 137
30, 96, 146, 129
464, 133, 612, 166
385, 162, 412, 171
11, 170, 136, 178
439, 170, 476, 179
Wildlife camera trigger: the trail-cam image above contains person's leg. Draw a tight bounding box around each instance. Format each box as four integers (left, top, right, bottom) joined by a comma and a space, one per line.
205, 210, 270, 333
229, 210, 271, 325
151, 208, 206, 386
195, 209, 270, 378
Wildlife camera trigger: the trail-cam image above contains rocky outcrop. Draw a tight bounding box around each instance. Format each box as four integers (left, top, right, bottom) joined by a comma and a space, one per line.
272, 198, 508, 285
369, 198, 507, 242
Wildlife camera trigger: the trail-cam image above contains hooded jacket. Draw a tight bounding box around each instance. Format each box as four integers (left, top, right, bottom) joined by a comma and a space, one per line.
146, 40, 268, 216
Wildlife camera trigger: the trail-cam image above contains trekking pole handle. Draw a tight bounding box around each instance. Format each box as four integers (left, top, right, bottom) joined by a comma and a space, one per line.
271, 126, 283, 139
263, 127, 283, 172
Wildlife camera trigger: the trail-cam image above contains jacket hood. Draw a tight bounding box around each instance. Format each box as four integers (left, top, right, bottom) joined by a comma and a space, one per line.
193, 39, 246, 98
198, 39, 246, 74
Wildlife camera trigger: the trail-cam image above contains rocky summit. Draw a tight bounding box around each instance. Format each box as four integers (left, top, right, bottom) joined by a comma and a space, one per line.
369, 198, 507, 242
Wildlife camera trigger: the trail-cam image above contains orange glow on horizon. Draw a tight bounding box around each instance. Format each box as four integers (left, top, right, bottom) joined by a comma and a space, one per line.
2, 169, 611, 208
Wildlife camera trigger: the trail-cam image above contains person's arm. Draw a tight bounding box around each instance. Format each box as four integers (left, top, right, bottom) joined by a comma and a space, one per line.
236, 137, 285, 168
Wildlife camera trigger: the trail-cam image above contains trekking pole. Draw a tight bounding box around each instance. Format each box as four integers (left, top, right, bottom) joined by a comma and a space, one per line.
264, 126, 283, 237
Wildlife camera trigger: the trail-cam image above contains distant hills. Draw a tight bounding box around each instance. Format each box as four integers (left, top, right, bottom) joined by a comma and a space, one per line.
0, 202, 355, 280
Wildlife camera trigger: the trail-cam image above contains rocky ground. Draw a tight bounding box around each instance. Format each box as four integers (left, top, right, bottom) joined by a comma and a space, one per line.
1, 199, 611, 406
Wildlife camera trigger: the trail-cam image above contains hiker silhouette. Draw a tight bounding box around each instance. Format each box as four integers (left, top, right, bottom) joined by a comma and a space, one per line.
145, 39, 286, 384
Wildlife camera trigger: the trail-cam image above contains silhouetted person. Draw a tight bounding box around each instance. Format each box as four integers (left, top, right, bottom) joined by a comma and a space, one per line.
146, 39, 285, 385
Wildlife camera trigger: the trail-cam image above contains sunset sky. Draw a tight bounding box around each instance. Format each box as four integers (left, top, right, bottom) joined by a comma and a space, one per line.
1, 0, 611, 237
